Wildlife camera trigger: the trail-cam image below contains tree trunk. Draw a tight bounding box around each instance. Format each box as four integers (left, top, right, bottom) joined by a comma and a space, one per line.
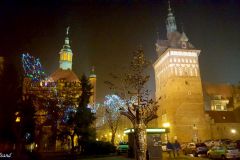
111, 133, 115, 145
134, 122, 147, 160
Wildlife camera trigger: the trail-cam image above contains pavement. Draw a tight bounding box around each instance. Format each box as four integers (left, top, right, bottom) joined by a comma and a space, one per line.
80, 152, 210, 160
35, 150, 209, 160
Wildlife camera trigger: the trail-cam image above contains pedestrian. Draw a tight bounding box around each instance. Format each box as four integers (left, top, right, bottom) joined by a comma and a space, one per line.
166, 140, 175, 158
173, 140, 181, 157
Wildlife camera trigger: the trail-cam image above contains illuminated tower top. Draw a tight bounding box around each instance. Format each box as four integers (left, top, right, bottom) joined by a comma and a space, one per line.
166, 1, 177, 36
59, 27, 73, 70
89, 66, 97, 107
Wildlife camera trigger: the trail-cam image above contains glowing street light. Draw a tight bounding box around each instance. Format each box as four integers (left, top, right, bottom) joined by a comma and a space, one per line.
231, 129, 236, 134
163, 122, 170, 128
163, 122, 170, 141
15, 112, 21, 123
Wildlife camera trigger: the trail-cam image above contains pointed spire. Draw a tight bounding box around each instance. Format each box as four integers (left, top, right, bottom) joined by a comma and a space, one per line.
168, 0, 172, 14
166, 0, 177, 35
65, 26, 70, 45
66, 26, 70, 36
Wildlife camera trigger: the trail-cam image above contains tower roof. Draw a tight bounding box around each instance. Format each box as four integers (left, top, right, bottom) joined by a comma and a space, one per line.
49, 68, 79, 82
155, 2, 195, 55
60, 26, 72, 54
166, 0, 177, 35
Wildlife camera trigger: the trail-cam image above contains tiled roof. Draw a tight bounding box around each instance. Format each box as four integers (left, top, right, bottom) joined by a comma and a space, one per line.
49, 68, 79, 82
203, 83, 233, 98
156, 31, 195, 50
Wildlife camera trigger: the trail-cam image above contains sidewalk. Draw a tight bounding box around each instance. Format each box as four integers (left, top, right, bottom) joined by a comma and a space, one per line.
162, 151, 209, 160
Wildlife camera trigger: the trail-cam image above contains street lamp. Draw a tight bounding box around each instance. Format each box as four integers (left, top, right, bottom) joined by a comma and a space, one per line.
163, 122, 170, 141
193, 124, 198, 143
231, 129, 236, 134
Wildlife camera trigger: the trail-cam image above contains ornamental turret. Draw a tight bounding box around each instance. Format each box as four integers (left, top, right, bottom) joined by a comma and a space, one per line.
166, 1, 177, 37
59, 27, 73, 70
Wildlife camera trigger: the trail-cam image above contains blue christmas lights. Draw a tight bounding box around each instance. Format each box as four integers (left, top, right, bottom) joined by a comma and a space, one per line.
21, 53, 46, 81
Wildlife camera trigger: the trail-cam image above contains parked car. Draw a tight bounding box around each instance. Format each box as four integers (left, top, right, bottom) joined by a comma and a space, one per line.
182, 142, 208, 157
117, 142, 129, 154
207, 145, 240, 159
161, 142, 167, 151
204, 140, 215, 148
195, 143, 208, 157
235, 140, 240, 150
182, 142, 196, 155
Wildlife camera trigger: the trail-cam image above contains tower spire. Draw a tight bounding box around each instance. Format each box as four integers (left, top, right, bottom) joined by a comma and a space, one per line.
59, 26, 73, 70
166, 0, 177, 36
168, 0, 172, 13
66, 26, 70, 36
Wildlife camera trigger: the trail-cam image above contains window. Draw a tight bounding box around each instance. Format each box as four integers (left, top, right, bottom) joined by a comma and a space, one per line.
215, 105, 222, 111
68, 54, 71, 61
63, 53, 68, 60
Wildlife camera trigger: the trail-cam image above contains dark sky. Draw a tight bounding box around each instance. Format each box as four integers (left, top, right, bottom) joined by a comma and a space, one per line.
1, 0, 240, 102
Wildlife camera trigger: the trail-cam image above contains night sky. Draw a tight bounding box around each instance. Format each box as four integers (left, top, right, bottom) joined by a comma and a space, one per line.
0, 0, 240, 102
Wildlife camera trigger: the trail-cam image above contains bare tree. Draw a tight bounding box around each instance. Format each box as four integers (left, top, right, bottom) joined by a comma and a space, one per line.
105, 48, 159, 160
103, 94, 125, 144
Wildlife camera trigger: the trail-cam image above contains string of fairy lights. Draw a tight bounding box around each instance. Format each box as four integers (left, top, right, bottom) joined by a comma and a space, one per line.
21, 53, 46, 81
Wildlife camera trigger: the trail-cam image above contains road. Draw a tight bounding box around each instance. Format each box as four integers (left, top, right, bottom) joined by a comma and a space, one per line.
81, 152, 210, 160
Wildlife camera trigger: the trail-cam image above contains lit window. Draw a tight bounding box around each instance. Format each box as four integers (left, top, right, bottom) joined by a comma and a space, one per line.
64, 53, 68, 60
215, 105, 222, 111
68, 54, 71, 61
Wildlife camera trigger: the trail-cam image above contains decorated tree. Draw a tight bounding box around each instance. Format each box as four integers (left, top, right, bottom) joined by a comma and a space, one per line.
105, 48, 159, 160
66, 74, 96, 152
103, 94, 125, 145
21, 53, 46, 81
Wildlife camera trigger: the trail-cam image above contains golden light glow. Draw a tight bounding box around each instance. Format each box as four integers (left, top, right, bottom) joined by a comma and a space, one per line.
163, 122, 170, 128
15, 117, 21, 122
231, 129, 236, 134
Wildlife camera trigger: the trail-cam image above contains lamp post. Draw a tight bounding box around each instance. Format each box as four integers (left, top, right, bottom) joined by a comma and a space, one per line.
163, 122, 170, 141
193, 124, 198, 143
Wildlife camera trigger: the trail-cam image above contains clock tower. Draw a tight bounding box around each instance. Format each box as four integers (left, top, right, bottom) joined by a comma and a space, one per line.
153, 2, 210, 142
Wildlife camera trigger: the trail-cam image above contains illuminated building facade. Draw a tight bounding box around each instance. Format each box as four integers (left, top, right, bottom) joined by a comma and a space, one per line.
154, 3, 211, 142
23, 28, 97, 150
154, 3, 240, 142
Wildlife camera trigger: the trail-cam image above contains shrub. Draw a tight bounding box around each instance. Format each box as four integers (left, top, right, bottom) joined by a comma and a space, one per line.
83, 141, 116, 155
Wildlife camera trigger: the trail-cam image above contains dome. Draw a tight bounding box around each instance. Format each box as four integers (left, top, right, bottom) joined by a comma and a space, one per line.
49, 68, 79, 82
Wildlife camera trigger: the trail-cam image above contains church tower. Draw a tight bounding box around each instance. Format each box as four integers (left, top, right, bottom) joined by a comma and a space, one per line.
153, 2, 210, 142
89, 66, 97, 107
59, 27, 73, 70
